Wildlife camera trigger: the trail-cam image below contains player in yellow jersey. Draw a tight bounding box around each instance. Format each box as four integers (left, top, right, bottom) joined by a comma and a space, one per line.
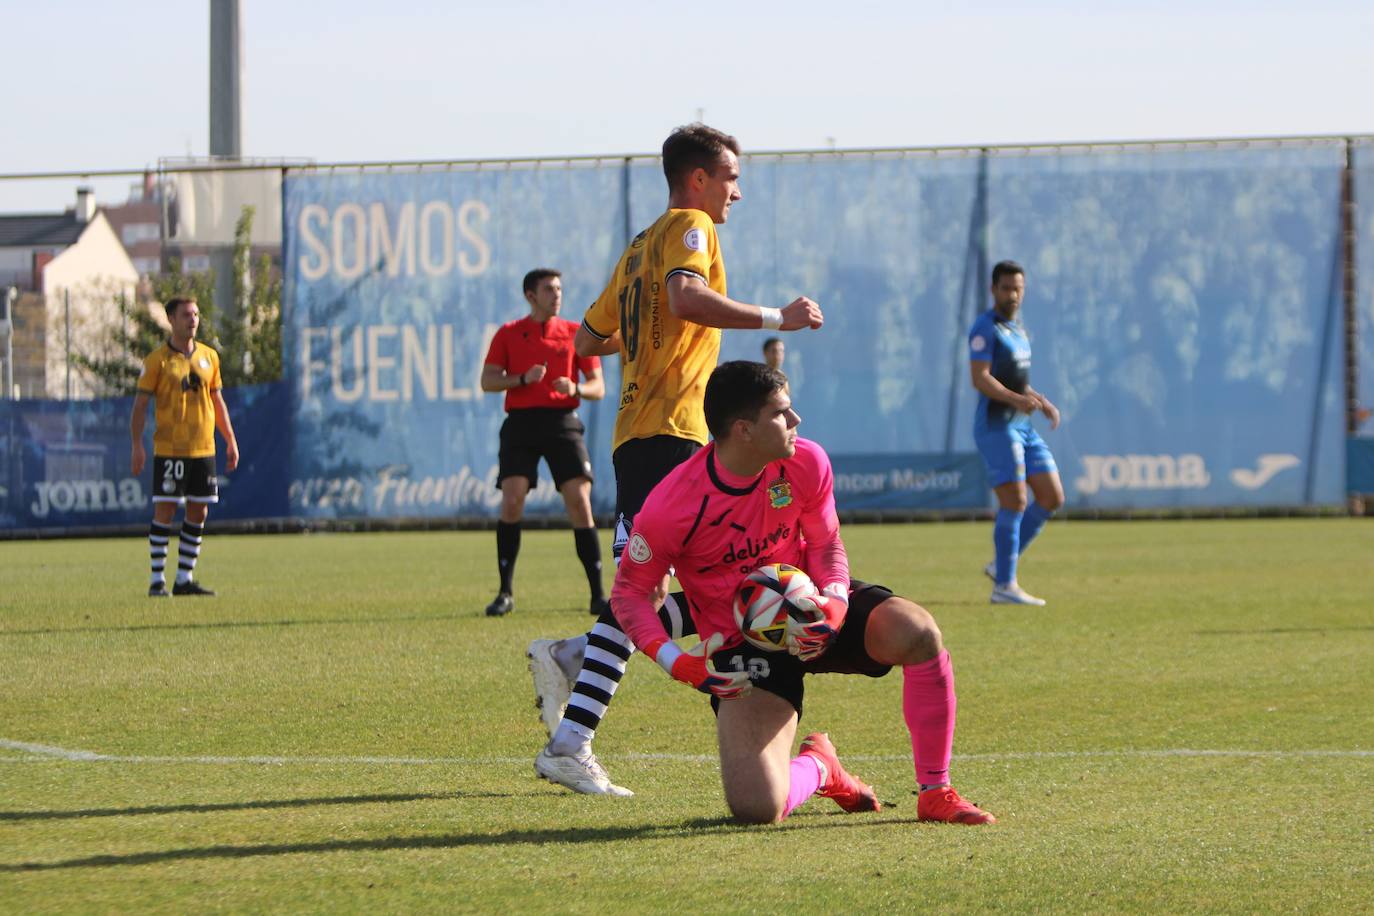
130, 298, 239, 597
529, 124, 824, 795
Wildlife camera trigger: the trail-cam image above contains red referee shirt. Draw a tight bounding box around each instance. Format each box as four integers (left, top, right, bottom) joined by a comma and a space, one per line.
485, 315, 600, 411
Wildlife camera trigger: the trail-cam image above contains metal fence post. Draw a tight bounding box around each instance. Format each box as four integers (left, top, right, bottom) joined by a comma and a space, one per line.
2, 286, 15, 400
65, 288, 72, 400
1342, 140, 1364, 515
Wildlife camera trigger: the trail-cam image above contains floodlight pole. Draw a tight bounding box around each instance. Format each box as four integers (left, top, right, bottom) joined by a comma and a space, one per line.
209, 0, 242, 160
209, 0, 244, 330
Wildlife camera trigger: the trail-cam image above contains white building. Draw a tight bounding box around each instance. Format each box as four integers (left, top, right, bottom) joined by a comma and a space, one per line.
0, 189, 141, 399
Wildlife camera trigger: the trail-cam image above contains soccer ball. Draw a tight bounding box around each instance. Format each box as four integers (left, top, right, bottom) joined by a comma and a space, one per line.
733, 564, 822, 652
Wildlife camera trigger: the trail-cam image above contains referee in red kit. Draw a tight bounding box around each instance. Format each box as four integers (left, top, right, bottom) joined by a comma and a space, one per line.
479, 268, 608, 617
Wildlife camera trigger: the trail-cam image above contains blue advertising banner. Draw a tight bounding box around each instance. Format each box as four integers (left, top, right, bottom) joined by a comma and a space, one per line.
7, 142, 1350, 534
710, 155, 987, 453
0, 383, 289, 531
283, 165, 628, 518
974, 144, 1347, 508
830, 453, 987, 511
280, 145, 1348, 518
1348, 438, 1374, 493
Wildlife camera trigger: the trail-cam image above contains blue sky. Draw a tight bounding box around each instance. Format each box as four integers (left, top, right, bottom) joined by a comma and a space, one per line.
2, 0, 1370, 212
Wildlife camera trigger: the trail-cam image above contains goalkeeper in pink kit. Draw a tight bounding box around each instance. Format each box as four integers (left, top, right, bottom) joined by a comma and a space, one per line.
612, 360, 995, 825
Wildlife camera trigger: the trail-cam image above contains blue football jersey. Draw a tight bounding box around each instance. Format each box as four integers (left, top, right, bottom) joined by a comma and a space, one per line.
968, 308, 1033, 433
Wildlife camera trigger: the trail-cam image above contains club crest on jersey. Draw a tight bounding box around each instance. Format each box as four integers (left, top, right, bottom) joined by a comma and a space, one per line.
627, 532, 652, 564
682, 227, 706, 252
767, 478, 792, 509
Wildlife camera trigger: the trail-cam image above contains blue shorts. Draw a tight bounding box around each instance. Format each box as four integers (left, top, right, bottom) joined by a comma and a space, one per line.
975, 425, 1057, 488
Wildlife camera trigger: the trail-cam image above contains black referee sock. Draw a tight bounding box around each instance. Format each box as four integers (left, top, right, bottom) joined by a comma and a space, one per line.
572, 527, 604, 601
496, 521, 520, 594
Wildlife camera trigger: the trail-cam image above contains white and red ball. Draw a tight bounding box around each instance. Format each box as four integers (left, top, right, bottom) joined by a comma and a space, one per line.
733, 563, 822, 652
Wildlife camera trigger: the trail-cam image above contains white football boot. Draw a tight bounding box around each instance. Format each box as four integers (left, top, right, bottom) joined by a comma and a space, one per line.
535, 747, 634, 797
527, 638, 579, 738
990, 581, 1047, 607
983, 561, 996, 582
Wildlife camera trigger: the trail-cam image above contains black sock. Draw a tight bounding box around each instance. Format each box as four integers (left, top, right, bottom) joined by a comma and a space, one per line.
496, 520, 520, 594
573, 527, 604, 601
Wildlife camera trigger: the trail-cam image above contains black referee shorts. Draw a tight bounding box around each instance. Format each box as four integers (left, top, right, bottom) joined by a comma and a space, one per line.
497, 408, 593, 490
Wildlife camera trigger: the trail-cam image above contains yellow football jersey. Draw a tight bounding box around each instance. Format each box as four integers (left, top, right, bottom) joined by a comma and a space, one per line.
137, 341, 223, 458
582, 208, 726, 451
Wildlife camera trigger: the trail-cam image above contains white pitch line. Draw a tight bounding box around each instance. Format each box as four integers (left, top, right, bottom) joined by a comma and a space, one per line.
0, 738, 106, 760
632, 749, 1374, 761
1, 738, 1370, 766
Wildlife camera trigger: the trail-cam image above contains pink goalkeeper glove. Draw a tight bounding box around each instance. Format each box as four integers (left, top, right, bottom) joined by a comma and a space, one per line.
787, 585, 849, 661
644, 632, 752, 700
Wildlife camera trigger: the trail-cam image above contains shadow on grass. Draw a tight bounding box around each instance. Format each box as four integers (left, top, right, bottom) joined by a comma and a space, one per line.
1194, 625, 1374, 636
0, 612, 471, 638
919, 599, 992, 608
0, 790, 517, 823
0, 814, 905, 871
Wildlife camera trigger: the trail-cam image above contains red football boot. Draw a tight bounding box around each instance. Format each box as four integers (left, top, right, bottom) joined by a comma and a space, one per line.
798, 732, 881, 813
917, 785, 996, 825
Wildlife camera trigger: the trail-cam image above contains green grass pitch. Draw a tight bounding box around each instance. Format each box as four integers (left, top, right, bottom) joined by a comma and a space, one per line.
2, 519, 1371, 912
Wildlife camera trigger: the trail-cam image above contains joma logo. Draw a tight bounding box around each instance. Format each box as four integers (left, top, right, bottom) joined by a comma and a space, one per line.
1076, 454, 1210, 495
30, 478, 145, 518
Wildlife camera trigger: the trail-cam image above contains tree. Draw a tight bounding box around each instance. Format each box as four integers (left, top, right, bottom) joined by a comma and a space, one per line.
217, 205, 282, 387
74, 205, 281, 395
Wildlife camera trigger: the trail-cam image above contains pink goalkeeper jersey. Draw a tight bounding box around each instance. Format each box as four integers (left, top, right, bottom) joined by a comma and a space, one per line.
611, 437, 849, 653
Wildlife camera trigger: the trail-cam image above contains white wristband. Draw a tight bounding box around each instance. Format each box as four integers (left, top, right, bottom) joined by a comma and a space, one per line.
654, 641, 684, 675
760, 307, 783, 330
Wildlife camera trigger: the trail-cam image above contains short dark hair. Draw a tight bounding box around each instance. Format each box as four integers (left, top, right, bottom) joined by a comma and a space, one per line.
523, 268, 561, 296
164, 297, 196, 320
662, 124, 741, 191
991, 260, 1024, 285
762, 337, 782, 352
704, 360, 788, 440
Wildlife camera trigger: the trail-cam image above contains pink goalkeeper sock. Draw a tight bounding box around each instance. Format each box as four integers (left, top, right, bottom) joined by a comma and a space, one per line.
902, 649, 956, 787
782, 754, 824, 817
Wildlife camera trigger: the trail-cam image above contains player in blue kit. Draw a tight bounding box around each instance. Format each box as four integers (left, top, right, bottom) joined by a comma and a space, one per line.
967, 261, 1064, 606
